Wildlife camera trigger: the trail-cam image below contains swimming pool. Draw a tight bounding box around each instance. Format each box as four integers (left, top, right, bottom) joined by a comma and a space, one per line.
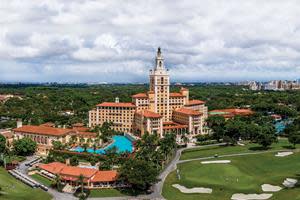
274, 119, 292, 134
72, 135, 134, 154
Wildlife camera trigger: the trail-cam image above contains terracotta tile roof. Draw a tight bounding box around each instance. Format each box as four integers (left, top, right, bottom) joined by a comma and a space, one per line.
0, 130, 13, 139
132, 93, 148, 98
91, 170, 118, 182
163, 125, 188, 129
175, 108, 202, 116
209, 108, 254, 118
40, 122, 55, 127
186, 100, 206, 106
60, 165, 97, 178
136, 110, 161, 118
76, 131, 97, 138
13, 125, 74, 136
72, 123, 84, 127
73, 127, 89, 132
169, 92, 185, 97
39, 162, 66, 174
97, 102, 136, 108
39, 162, 118, 182
162, 121, 188, 129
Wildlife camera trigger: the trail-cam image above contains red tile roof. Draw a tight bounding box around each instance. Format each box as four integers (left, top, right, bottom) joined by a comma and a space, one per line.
137, 110, 161, 118
76, 131, 97, 138
39, 162, 66, 174
209, 108, 254, 118
0, 131, 13, 139
97, 102, 136, 108
13, 125, 74, 136
40, 122, 55, 127
91, 170, 118, 182
39, 162, 118, 182
175, 108, 202, 116
132, 93, 148, 98
186, 100, 206, 106
60, 165, 97, 178
169, 92, 185, 97
162, 121, 188, 129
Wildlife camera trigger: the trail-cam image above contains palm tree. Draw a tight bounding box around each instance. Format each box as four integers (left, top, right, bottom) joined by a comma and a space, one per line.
53, 174, 62, 191
82, 143, 88, 152
78, 174, 84, 194
92, 143, 97, 152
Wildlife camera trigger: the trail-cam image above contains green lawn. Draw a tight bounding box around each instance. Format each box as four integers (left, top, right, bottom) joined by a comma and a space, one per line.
30, 174, 52, 187
89, 189, 127, 197
180, 138, 299, 160
0, 168, 52, 200
163, 152, 300, 200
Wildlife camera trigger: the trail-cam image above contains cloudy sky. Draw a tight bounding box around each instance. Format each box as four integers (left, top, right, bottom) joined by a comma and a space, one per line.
1, 0, 300, 83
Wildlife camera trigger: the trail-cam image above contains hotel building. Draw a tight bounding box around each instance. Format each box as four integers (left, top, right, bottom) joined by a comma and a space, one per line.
89, 48, 208, 139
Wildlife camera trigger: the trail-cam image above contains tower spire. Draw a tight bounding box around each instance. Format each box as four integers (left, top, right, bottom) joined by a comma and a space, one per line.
155, 47, 164, 70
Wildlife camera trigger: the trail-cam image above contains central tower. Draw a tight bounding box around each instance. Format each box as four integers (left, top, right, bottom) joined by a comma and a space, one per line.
149, 47, 170, 121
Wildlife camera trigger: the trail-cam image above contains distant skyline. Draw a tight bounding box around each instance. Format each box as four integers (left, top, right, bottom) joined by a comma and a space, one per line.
1, 0, 300, 83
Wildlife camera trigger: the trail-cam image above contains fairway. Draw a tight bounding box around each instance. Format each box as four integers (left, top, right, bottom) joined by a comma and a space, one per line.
0, 168, 52, 200
180, 138, 299, 160
163, 152, 300, 200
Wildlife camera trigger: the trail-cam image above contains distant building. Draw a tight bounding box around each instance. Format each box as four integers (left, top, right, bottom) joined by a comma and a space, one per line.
209, 108, 254, 119
13, 122, 97, 155
89, 48, 208, 140
249, 81, 262, 91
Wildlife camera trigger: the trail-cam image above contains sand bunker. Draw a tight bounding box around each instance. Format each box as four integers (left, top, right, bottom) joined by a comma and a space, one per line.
201, 160, 231, 164
231, 193, 273, 200
172, 184, 212, 194
283, 178, 298, 188
261, 184, 282, 192
275, 152, 293, 157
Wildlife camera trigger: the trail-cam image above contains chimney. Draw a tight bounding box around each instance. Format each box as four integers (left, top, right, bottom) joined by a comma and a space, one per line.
17, 119, 23, 128
115, 97, 119, 103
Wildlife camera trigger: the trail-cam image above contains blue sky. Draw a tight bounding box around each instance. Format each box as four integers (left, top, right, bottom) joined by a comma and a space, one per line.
0, 0, 300, 83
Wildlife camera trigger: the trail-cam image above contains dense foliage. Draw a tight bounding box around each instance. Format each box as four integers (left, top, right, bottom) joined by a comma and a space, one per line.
13, 137, 37, 156
0, 135, 6, 153
1, 84, 300, 128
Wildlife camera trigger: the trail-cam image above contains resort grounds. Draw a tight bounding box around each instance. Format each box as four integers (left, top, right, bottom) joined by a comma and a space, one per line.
163, 138, 300, 200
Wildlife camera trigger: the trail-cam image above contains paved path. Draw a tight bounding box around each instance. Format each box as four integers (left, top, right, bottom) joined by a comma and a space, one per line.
18, 156, 77, 200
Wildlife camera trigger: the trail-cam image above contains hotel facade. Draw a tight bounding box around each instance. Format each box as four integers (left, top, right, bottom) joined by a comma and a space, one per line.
89, 48, 208, 139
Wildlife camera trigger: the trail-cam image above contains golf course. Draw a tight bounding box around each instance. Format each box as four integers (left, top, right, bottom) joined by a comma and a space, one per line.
163, 140, 300, 200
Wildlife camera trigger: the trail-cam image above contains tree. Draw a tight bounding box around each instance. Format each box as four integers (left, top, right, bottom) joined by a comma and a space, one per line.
52, 174, 62, 192
135, 132, 160, 164
70, 156, 79, 166
288, 131, 300, 148
256, 126, 277, 149
0, 135, 6, 153
78, 174, 85, 194
206, 116, 226, 142
82, 143, 88, 152
13, 137, 37, 156
119, 157, 159, 191
52, 141, 64, 150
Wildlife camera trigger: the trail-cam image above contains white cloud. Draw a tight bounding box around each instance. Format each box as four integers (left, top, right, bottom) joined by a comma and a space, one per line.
0, 0, 300, 82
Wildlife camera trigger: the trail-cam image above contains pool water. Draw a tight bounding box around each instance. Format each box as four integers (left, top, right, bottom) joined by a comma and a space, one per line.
72, 135, 134, 154
274, 119, 292, 134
